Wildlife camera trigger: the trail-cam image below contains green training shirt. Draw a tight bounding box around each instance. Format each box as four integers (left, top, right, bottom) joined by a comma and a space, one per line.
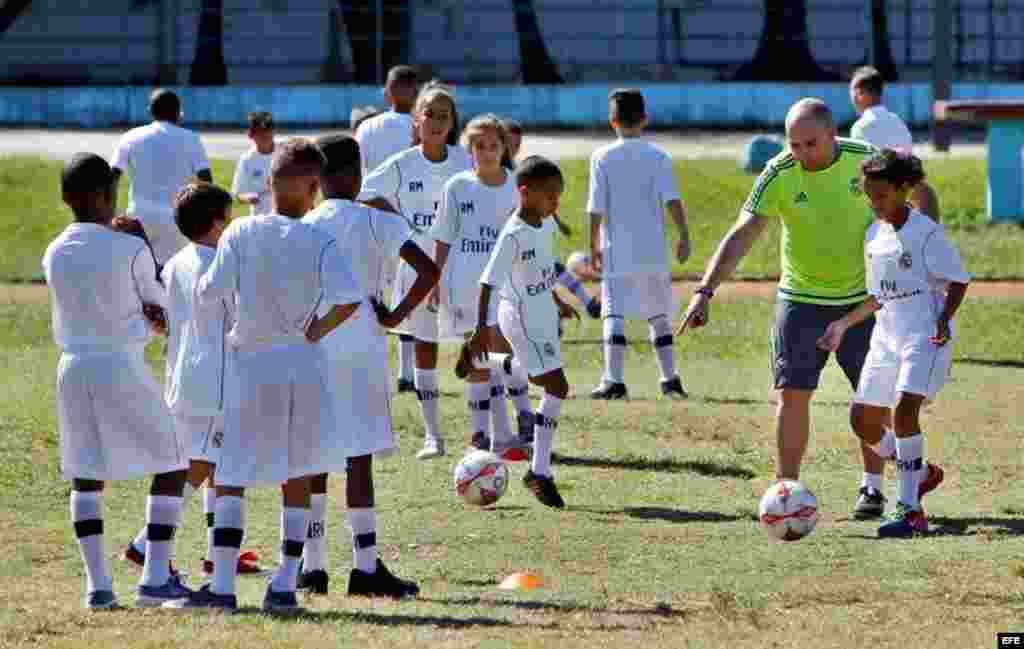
742, 138, 878, 306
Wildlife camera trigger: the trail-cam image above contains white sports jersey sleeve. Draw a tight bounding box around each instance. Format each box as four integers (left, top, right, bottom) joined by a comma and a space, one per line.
923, 228, 971, 285
480, 225, 517, 290
586, 153, 608, 216
197, 223, 240, 306
191, 131, 211, 174
431, 175, 462, 245
110, 135, 132, 174
320, 240, 362, 307
134, 244, 166, 308
358, 157, 401, 207
656, 151, 681, 204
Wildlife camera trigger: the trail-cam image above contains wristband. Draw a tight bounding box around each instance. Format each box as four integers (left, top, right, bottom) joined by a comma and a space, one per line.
695, 285, 715, 299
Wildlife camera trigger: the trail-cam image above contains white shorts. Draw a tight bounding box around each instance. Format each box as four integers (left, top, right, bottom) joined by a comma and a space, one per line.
216, 342, 348, 487
321, 349, 395, 458
602, 273, 674, 321
57, 348, 187, 481
438, 300, 497, 343
390, 262, 439, 342
174, 413, 224, 464
854, 335, 954, 407
497, 301, 562, 378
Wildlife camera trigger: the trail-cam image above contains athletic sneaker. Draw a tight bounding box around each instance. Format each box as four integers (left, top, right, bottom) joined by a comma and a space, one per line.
262, 584, 302, 613
348, 559, 420, 599
586, 299, 602, 319
85, 590, 119, 610
919, 462, 945, 502
136, 574, 192, 607
416, 437, 446, 460
590, 382, 628, 400
201, 551, 269, 577
122, 543, 178, 576
852, 486, 887, 519
470, 430, 490, 452
877, 503, 928, 538
396, 378, 416, 394
165, 583, 237, 611
516, 411, 535, 444
523, 470, 565, 508
660, 377, 687, 400
297, 568, 329, 595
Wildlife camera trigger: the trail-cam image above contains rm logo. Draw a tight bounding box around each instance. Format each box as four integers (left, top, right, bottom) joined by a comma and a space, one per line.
460, 201, 475, 214
409, 180, 424, 192
521, 249, 536, 261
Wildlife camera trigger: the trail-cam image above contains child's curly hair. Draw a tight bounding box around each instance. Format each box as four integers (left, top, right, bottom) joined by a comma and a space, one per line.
861, 149, 925, 187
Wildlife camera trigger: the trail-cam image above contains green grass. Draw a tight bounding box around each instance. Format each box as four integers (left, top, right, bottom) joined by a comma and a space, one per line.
2, 294, 1024, 648
4, 154, 1024, 282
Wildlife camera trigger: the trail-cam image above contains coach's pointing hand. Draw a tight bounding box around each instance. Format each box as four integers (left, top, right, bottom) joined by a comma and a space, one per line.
677, 292, 710, 336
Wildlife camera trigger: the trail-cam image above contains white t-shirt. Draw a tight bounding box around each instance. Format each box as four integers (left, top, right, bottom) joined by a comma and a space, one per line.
480, 215, 559, 340
586, 138, 680, 277
303, 198, 412, 356
866, 209, 970, 340
162, 243, 231, 416
231, 146, 273, 216
431, 169, 518, 307
355, 110, 415, 174
110, 121, 210, 218
43, 222, 165, 353
197, 214, 362, 350
850, 105, 913, 153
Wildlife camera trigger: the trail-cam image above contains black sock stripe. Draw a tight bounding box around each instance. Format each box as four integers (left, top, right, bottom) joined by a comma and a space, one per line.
467, 399, 491, 410
416, 388, 440, 401
399, 334, 415, 342
354, 532, 377, 549
606, 335, 628, 346
282, 539, 304, 558
490, 385, 505, 398
213, 527, 244, 548
535, 414, 558, 430
74, 519, 103, 538
147, 523, 176, 542
502, 357, 513, 375
507, 386, 528, 396
653, 335, 673, 348
206, 512, 215, 528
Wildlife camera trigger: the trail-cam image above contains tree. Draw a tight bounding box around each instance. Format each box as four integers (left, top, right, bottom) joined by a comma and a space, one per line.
866, 0, 898, 80
733, 0, 839, 81
189, 0, 227, 85
336, 0, 410, 85
512, 0, 562, 83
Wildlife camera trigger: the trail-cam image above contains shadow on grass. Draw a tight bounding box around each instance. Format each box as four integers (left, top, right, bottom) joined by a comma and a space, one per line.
928, 516, 1024, 537
572, 505, 743, 524
236, 607, 538, 628
419, 595, 690, 619
957, 357, 1024, 369
552, 452, 756, 479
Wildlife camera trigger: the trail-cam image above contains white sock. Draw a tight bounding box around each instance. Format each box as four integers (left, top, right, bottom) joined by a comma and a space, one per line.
211, 495, 245, 596
204, 485, 216, 560
482, 354, 532, 414
489, 375, 514, 444
603, 316, 626, 384
896, 434, 924, 509
132, 482, 195, 555
649, 315, 676, 382
398, 336, 416, 383
876, 428, 897, 460
467, 382, 491, 437
303, 493, 328, 572
861, 472, 883, 492
140, 495, 182, 587
348, 508, 378, 574
531, 394, 562, 477
71, 491, 112, 593
271, 507, 309, 592
414, 368, 442, 441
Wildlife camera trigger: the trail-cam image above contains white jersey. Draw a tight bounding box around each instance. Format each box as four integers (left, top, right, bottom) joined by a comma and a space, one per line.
43, 222, 165, 353
197, 214, 362, 350
355, 110, 415, 174
162, 243, 231, 416
586, 138, 680, 277
850, 105, 913, 153
303, 198, 412, 356
431, 169, 518, 307
480, 215, 559, 340
231, 145, 273, 215
866, 209, 970, 340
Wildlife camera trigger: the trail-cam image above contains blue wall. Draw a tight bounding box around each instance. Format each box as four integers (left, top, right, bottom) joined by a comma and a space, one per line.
2, 83, 1023, 129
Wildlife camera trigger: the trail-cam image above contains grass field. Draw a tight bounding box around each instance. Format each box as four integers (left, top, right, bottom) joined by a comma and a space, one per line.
3, 154, 1024, 283
2, 285, 1024, 648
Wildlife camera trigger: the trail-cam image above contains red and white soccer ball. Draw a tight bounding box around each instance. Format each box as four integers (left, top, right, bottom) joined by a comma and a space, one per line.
758, 480, 819, 541
454, 450, 509, 507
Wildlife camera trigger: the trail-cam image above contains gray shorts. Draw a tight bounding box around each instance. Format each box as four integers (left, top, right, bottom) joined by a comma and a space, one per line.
770, 299, 874, 391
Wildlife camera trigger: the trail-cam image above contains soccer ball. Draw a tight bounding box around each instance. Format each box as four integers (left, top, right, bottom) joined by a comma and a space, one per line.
454, 450, 509, 506
758, 480, 819, 541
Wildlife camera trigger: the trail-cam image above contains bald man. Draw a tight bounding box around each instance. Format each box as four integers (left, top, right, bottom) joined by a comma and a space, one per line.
680, 99, 933, 518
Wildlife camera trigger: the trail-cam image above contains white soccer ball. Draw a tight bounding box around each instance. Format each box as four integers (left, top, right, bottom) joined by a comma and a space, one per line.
565, 250, 591, 276
758, 480, 819, 541
454, 450, 509, 507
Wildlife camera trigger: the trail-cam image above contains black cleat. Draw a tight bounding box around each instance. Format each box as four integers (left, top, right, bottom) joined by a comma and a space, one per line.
660, 377, 688, 400
297, 568, 329, 595
586, 299, 602, 319
348, 559, 419, 599
523, 470, 565, 508
396, 378, 416, 394
852, 486, 887, 519
590, 382, 628, 400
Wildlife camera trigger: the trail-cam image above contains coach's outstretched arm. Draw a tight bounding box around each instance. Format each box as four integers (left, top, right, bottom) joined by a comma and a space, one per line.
678, 209, 768, 334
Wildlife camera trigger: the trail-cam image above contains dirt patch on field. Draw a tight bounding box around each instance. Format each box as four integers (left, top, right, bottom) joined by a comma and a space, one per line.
0, 283, 49, 305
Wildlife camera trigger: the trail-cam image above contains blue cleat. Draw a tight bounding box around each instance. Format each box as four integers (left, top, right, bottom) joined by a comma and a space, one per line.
85, 590, 119, 610
878, 503, 929, 539
262, 584, 303, 613
136, 574, 192, 607
165, 583, 238, 611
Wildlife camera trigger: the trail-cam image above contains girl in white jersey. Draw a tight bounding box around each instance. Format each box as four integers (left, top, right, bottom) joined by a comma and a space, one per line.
818, 151, 969, 539
358, 82, 474, 459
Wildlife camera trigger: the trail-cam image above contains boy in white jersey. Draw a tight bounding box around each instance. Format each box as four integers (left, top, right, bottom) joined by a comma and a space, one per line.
298, 134, 437, 597
111, 89, 212, 265
468, 156, 576, 508
44, 153, 190, 609
231, 111, 275, 216
122, 183, 265, 579
588, 89, 691, 401
818, 151, 969, 538
358, 82, 474, 459
172, 139, 362, 612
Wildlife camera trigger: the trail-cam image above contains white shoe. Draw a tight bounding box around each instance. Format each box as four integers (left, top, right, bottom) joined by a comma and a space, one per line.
416, 438, 446, 459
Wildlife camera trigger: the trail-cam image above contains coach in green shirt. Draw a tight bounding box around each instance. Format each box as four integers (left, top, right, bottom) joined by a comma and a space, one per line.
682, 99, 884, 514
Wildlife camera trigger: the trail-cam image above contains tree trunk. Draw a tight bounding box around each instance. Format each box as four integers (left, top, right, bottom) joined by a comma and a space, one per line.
189, 0, 227, 85
733, 0, 839, 81
512, 0, 563, 84
868, 0, 898, 79
0, 0, 33, 36
337, 0, 409, 85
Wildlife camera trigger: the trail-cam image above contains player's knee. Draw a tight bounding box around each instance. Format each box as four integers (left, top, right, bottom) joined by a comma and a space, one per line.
310, 472, 328, 494
150, 469, 188, 496
893, 394, 923, 432
549, 373, 570, 400
849, 402, 866, 439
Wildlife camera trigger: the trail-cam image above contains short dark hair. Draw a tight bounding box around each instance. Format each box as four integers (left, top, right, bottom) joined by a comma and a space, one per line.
271, 138, 326, 180
350, 105, 382, 131
175, 183, 232, 242
149, 89, 181, 121
609, 88, 646, 127
861, 149, 925, 187
248, 111, 274, 130
62, 153, 114, 195
387, 65, 419, 85
316, 134, 361, 178
515, 155, 563, 188
851, 66, 885, 97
